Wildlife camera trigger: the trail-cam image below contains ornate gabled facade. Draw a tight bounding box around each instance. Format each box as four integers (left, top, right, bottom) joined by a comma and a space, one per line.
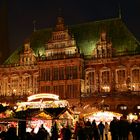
20, 40, 37, 66
0, 16, 140, 114
45, 17, 79, 59
38, 17, 84, 103
0, 41, 38, 103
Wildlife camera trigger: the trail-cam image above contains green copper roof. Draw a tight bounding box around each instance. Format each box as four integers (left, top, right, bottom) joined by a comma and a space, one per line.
4, 18, 140, 64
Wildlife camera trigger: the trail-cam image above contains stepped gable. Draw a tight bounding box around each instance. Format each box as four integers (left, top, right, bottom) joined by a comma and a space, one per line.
4, 18, 140, 64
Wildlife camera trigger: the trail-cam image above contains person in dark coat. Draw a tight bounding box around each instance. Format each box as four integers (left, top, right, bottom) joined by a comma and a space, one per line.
98, 121, 105, 140
51, 122, 59, 140
118, 115, 130, 140
77, 122, 86, 140
61, 125, 72, 140
135, 118, 140, 140
110, 117, 119, 140
35, 124, 50, 140
6, 126, 19, 140
92, 120, 100, 140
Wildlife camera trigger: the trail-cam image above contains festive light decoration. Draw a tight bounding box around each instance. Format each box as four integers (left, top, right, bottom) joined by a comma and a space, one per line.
16, 93, 69, 112
127, 113, 138, 121
84, 111, 122, 123
27, 93, 59, 101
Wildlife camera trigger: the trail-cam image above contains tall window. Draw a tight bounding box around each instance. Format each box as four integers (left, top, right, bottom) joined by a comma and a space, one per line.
132, 69, 140, 91
59, 85, 64, 99
116, 69, 126, 91
46, 68, 50, 81
33, 75, 38, 94
53, 68, 59, 80
3, 78, 8, 95
23, 76, 30, 94
66, 84, 78, 98
11, 77, 19, 88
40, 68, 50, 81
88, 72, 94, 85
87, 71, 95, 93
66, 66, 72, 79
67, 85, 73, 98
40, 69, 45, 81
73, 66, 78, 79
117, 70, 125, 84
46, 86, 50, 92
132, 69, 140, 83
102, 71, 110, 84
41, 86, 50, 93
101, 71, 110, 92
53, 86, 59, 94
73, 84, 78, 98
59, 67, 64, 80
66, 66, 78, 80
11, 77, 19, 95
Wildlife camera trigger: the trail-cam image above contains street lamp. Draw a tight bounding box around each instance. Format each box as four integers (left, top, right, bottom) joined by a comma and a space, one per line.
12, 89, 16, 104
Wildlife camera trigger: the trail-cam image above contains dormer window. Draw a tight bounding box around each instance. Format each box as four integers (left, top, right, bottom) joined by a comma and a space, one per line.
93, 31, 112, 59
20, 40, 36, 65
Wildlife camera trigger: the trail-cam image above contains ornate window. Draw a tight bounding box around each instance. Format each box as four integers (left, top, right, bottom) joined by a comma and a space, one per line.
93, 32, 112, 59
73, 66, 78, 79
40, 69, 45, 81
101, 70, 110, 92
85, 69, 95, 93
2, 77, 8, 96
117, 70, 125, 84
46, 68, 50, 81
11, 75, 19, 95
59, 85, 64, 98
66, 66, 72, 79
116, 68, 126, 91
40, 68, 50, 81
131, 68, 140, 91
132, 69, 140, 83
53, 86, 59, 94
53, 68, 59, 80
59, 67, 65, 80
101, 71, 110, 84
67, 84, 77, 98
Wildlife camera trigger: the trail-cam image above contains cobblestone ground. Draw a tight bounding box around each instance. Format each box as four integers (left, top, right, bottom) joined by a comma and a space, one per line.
107, 132, 133, 140
70, 132, 133, 140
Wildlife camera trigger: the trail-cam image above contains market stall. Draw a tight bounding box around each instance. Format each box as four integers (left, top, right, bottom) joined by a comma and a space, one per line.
84, 111, 122, 123
14, 93, 74, 133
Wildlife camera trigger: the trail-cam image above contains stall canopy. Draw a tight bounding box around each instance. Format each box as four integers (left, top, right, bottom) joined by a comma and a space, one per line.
14, 93, 74, 120
15, 107, 74, 120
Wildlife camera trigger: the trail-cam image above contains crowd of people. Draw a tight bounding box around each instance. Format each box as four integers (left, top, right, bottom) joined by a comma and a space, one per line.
0, 115, 140, 140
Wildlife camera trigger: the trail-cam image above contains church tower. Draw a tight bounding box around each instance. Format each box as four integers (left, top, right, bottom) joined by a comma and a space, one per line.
0, 0, 9, 64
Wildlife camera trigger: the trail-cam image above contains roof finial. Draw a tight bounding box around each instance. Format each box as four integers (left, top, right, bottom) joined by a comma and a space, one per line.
33, 20, 36, 32
118, 4, 122, 19
58, 8, 62, 17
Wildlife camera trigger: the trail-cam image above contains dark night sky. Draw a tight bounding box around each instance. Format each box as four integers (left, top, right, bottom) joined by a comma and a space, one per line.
4, 0, 140, 52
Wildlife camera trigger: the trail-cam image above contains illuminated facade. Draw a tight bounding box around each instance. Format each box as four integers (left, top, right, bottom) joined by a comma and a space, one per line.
0, 16, 140, 114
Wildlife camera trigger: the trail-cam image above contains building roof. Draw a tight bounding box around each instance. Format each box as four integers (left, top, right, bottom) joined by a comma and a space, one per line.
4, 17, 140, 65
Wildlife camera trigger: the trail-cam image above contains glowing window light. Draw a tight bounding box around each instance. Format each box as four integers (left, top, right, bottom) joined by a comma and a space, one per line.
120, 106, 127, 110
28, 93, 59, 101
137, 106, 140, 109
102, 86, 110, 92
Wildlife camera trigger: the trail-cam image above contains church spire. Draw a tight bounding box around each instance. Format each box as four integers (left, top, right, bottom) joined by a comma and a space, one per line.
55, 17, 65, 31
55, 9, 65, 31
33, 20, 36, 32
118, 4, 122, 19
